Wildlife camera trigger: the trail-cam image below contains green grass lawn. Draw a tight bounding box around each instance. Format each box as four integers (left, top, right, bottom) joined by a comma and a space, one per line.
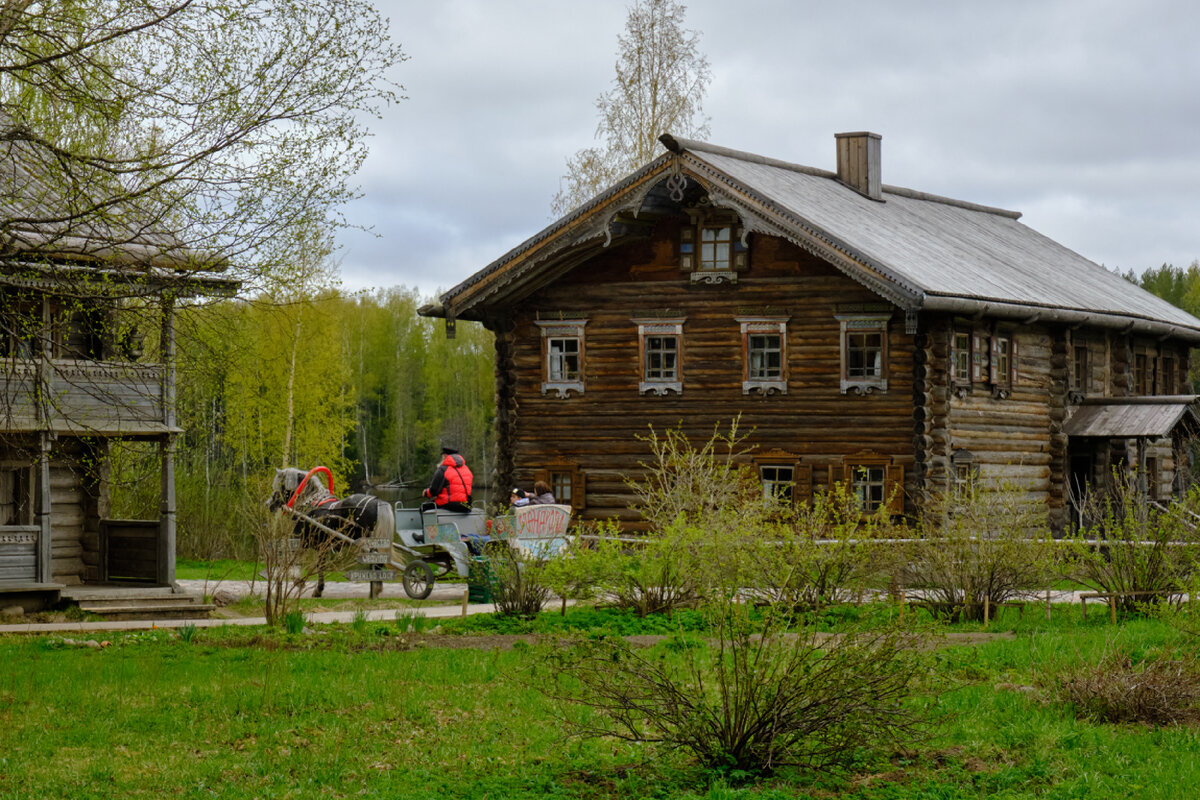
3, 607, 1200, 798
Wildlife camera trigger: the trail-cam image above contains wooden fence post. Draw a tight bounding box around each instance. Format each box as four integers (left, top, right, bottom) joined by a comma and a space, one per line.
1045, 588, 1051, 621
461, 588, 469, 618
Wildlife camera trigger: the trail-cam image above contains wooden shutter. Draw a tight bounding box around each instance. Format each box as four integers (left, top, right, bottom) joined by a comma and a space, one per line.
679, 225, 694, 273
989, 332, 1000, 385
972, 332, 986, 382
841, 463, 854, 489
793, 464, 813, 507
571, 471, 586, 512
885, 464, 905, 515
1008, 335, 1018, 386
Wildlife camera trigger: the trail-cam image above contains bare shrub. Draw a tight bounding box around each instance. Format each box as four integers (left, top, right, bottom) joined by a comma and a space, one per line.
538, 603, 930, 774
901, 482, 1054, 622
1042, 648, 1200, 725
1063, 477, 1200, 614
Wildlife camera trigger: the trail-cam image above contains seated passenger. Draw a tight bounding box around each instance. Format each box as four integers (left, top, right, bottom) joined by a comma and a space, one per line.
527, 480, 556, 505
423, 445, 473, 513
510, 488, 530, 507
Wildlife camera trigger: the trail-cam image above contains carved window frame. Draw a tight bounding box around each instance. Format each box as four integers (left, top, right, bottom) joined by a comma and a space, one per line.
737, 316, 788, 395
680, 208, 748, 284
633, 317, 685, 396
837, 313, 889, 395
536, 319, 587, 399
988, 326, 1018, 399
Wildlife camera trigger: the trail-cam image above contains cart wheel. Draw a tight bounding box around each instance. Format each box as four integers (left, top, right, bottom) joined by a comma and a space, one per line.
403, 561, 434, 600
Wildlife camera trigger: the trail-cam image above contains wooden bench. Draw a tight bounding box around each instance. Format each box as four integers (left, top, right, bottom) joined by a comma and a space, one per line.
1079, 591, 1185, 623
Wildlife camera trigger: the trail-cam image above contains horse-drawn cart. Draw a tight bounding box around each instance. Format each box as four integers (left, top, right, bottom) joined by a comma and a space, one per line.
391, 502, 573, 599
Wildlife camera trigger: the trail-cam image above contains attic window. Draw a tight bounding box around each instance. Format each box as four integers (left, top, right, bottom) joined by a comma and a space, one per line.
536, 319, 587, 399
680, 210, 747, 283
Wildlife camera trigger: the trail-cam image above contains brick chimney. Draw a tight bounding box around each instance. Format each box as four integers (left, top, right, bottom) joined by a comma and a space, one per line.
835, 131, 882, 201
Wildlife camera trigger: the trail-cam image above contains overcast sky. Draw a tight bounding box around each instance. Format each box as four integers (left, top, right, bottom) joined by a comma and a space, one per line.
336, 0, 1200, 299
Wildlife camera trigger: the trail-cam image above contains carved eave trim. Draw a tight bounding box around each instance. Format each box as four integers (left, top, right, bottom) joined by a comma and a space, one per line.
679, 153, 924, 312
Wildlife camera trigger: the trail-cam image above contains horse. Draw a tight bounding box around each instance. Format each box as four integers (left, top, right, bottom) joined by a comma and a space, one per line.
267, 466, 396, 597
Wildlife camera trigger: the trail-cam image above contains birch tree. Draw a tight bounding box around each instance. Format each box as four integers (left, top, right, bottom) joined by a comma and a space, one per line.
0, 0, 404, 288
552, 0, 710, 216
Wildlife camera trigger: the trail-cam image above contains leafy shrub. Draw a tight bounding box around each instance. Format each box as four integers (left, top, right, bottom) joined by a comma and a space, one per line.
1042, 647, 1200, 725
538, 603, 930, 774
741, 482, 894, 612
900, 482, 1054, 622
283, 610, 306, 635
1062, 477, 1200, 614
485, 542, 552, 619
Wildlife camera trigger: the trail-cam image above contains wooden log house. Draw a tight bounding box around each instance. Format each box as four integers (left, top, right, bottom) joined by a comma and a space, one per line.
0, 182, 237, 610
422, 132, 1200, 532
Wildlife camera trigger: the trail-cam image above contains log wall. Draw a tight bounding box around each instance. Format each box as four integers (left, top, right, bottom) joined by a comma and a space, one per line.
495, 226, 916, 523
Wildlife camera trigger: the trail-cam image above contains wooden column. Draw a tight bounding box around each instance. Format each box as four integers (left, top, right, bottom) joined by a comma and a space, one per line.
36, 432, 51, 584
158, 296, 176, 586
36, 295, 52, 583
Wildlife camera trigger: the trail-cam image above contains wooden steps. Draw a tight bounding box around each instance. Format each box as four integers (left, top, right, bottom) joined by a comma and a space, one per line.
60, 585, 215, 620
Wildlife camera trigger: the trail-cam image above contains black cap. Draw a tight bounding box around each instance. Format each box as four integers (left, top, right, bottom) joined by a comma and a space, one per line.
440, 445, 459, 455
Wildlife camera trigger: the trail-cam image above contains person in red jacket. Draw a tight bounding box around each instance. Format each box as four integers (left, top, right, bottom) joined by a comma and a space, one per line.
423, 446, 474, 513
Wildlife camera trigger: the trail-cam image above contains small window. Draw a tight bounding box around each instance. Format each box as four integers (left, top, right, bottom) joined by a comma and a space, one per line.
760, 464, 794, 503
0, 301, 40, 359
699, 225, 732, 271
989, 329, 1016, 397
851, 465, 887, 513
1162, 357, 1176, 394
1134, 353, 1150, 396
837, 313, 889, 394
551, 472, 572, 505
842, 453, 904, 515
737, 316, 788, 395
536, 319, 587, 398
680, 210, 747, 283
952, 332, 971, 385
633, 318, 685, 395
535, 463, 586, 512
1072, 345, 1089, 393
0, 465, 34, 526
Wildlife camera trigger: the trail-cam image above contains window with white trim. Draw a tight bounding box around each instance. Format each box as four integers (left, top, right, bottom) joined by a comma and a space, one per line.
633, 318, 685, 395
737, 316, 788, 395
836, 313, 889, 394
536, 319, 587, 398
679, 210, 748, 284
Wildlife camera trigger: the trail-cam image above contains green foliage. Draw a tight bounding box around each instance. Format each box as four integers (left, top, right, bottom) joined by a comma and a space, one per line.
1062, 478, 1200, 613
739, 482, 895, 612
901, 482, 1056, 621
283, 610, 306, 635
484, 542, 553, 619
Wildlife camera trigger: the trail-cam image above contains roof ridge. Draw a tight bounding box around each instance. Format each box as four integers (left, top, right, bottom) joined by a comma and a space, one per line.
659, 133, 1023, 220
